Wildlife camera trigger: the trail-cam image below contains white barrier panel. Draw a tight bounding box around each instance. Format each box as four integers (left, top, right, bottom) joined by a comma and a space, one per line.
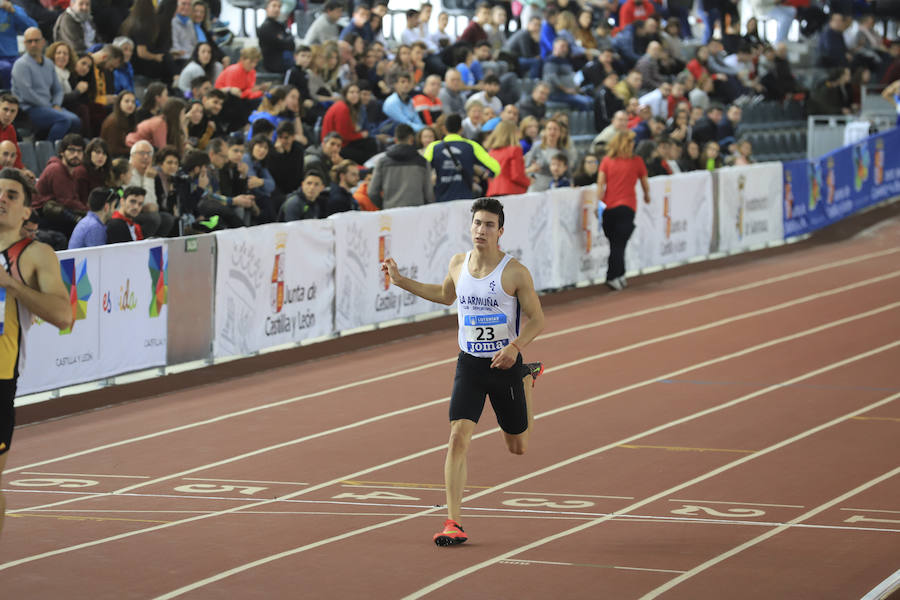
635, 171, 714, 267
550, 185, 611, 286
717, 163, 784, 252
492, 192, 557, 290
213, 221, 335, 357
18, 240, 169, 395
333, 203, 463, 331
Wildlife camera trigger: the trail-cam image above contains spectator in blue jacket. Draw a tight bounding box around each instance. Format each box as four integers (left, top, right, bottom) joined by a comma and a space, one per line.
0, 0, 37, 89
383, 72, 425, 132
340, 3, 373, 42
818, 14, 850, 69
611, 20, 644, 70
539, 6, 558, 60
68, 186, 113, 248
112, 36, 135, 93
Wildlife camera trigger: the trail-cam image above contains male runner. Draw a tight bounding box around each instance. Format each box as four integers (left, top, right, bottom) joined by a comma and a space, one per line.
0, 168, 73, 536
382, 197, 545, 546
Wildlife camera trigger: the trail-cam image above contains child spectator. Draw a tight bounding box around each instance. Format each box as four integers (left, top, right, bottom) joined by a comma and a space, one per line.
548, 152, 571, 188
702, 141, 723, 170
731, 138, 754, 166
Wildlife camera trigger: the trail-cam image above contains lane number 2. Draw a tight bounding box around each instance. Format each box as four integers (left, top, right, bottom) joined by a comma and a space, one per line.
671, 505, 766, 518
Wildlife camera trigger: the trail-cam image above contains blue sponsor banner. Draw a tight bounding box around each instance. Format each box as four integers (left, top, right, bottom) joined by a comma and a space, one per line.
782, 160, 813, 236
783, 128, 900, 237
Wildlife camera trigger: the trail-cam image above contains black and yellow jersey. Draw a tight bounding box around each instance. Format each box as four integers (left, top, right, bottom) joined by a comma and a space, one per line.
0, 238, 34, 381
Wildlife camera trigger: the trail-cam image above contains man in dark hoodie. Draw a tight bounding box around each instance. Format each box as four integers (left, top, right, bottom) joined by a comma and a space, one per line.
33, 133, 87, 235
257, 0, 294, 73
369, 124, 434, 209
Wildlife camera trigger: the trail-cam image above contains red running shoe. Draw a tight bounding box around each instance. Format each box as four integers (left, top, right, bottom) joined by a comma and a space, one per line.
433, 519, 467, 546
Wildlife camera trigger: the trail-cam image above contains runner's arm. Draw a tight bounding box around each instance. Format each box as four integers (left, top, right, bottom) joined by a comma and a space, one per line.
382, 254, 459, 305
490, 262, 545, 369
0, 243, 73, 330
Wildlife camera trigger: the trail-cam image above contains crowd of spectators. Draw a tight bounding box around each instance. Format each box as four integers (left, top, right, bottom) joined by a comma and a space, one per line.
0, 0, 896, 249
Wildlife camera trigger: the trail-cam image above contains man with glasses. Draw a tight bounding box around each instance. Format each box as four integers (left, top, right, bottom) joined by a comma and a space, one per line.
33, 133, 86, 236
11, 27, 81, 141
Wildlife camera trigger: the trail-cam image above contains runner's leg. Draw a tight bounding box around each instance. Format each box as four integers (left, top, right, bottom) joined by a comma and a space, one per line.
503, 374, 533, 455
444, 418, 477, 523
0, 453, 7, 536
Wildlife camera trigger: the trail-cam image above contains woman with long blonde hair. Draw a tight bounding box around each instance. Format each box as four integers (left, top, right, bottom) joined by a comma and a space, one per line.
597, 130, 650, 290
524, 117, 577, 191
308, 44, 341, 103
485, 121, 531, 196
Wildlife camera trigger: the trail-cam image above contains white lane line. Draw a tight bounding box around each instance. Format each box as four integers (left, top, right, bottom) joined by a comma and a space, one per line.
543, 248, 900, 340
337, 484, 449, 492
13, 504, 900, 534
181, 478, 309, 486
149, 339, 900, 599
498, 559, 688, 574
9, 248, 897, 475
667, 499, 805, 508
641, 466, 900, 599
403, 388, 900, 600
13, 285, 900, 516
503, 492, 635, 500
20, 472, 151, 479
839, 508, 900, 514
4, 302, 898, 575
861, 568, 900, 600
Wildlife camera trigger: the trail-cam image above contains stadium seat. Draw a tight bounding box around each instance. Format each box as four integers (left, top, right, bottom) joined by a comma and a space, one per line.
19, 140, 38, 174
229, 0, 267, 37
35, 140, 55, 174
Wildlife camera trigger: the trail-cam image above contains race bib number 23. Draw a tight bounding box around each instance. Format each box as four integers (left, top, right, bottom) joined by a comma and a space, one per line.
464, 314, 509, 353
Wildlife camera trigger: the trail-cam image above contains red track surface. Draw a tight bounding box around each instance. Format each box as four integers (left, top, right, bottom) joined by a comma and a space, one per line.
2, 216, 899, 599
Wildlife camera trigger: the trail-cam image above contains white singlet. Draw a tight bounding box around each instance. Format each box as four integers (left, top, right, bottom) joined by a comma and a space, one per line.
456, 251, 520, 358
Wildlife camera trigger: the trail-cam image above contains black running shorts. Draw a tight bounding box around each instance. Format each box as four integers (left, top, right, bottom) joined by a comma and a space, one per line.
0, 378, 16, 456
449, 351, 528, 435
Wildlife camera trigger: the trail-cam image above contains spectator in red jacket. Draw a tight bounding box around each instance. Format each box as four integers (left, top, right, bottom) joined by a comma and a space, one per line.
320, 82, 378, 165
458, 3, 490, 46
0, 94, 26, 172
34, 132, 87, 236
618, 0, 656, 32
215, 46, 269, 131
484, 120, 529, 196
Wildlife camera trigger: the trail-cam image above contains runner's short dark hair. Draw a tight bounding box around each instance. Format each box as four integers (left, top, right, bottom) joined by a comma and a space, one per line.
0, 167, 34, 206
471, 197, 504, 228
